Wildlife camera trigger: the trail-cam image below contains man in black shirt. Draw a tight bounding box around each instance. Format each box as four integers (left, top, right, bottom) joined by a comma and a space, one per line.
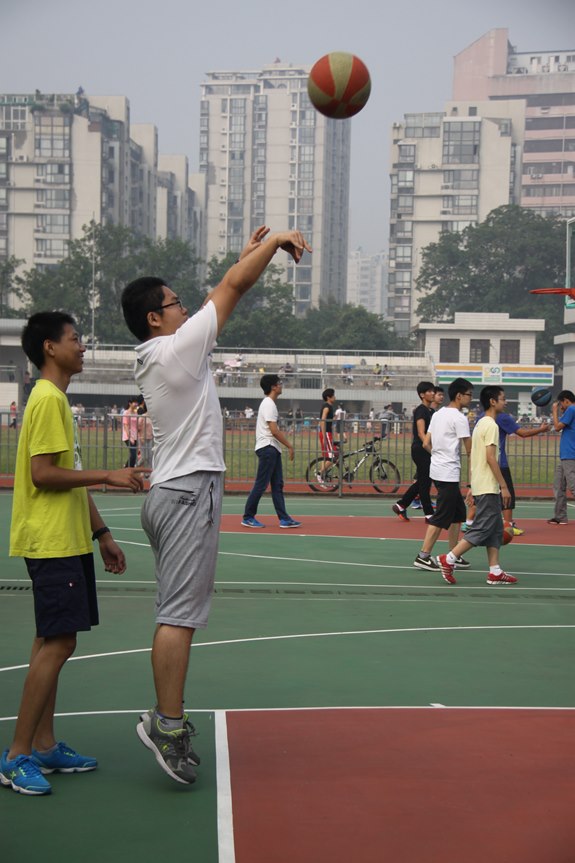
392, 381, 436, 523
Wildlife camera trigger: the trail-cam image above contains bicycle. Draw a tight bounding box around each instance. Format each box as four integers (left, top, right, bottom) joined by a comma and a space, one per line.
306, 437, 401, 494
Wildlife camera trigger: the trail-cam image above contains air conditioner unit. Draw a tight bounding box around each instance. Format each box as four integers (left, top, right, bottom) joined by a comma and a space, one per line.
441, 183, 453, 189
219, 194, 226, 202
218, 245, 226, 253
218, 229, 226, 237
542, 65, 550, 72
531, 173, 543, 180
440, 209, 452, 215
558, 64, 568, 71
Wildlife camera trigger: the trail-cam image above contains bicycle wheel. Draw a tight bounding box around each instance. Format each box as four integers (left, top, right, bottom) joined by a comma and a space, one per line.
306, 458, 340, 493
370, 457, 400, 494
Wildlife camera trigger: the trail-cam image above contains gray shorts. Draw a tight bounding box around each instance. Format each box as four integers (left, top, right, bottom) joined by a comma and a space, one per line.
463, 493, 503, 549
141, 471, 223, 628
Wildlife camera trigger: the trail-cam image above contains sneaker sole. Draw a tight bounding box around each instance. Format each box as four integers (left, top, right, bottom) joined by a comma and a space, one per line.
136, 722, 196, 785
486, 580, 517, 586
279, 523, 301, 529
240, 522, 265, 528
413, 560, 439, 571
37, 765, 97, 774
0, 772, 51, 795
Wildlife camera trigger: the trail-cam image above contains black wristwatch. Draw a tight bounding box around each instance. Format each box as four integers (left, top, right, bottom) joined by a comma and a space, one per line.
92, 526, 111, 542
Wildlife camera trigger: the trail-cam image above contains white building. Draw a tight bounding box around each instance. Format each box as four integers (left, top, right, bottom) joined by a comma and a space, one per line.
199, 63, 351, 315
346, 248, 387, 317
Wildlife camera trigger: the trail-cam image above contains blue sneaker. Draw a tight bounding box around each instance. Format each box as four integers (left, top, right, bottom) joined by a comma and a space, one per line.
279, 518, 302, 528
31, 741, 98, 774
0, 750, 52, 795
411, 499, 422, 510
241, 516, 265, 528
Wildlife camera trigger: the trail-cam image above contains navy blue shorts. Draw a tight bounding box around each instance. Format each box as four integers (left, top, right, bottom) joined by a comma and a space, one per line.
25, 554, 99, 638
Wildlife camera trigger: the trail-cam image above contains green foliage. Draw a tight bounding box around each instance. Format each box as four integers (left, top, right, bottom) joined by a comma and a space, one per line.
16, 223, 202, 343
416, 205, 569, 363
0, 256, 24, 317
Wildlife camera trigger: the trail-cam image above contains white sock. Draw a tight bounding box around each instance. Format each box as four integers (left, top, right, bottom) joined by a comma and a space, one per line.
489, 566, 502, 576
446, 551, 457, 565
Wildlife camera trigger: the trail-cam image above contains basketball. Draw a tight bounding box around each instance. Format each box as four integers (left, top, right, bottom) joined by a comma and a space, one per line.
502, 521, 514, 545
307, 52, 371, 119
531, 387, 553, 407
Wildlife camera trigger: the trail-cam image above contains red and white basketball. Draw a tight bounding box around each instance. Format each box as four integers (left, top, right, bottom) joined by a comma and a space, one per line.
307, 52, 371, 119
502, 521, 514, 545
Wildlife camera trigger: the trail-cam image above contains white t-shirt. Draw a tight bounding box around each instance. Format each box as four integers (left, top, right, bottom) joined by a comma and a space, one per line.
255, 396, 281, 452
134, 301, 225, 486
428, 406, 470, 482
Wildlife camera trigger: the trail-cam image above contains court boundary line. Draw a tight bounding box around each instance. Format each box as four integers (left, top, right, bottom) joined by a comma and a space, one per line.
1, 623, 574, 674
215, 710, 236, 863
1, 704, 574, 724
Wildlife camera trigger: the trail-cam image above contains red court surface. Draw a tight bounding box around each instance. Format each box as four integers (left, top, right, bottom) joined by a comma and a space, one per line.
221, 514, 575, 545
227, 708, 575, 863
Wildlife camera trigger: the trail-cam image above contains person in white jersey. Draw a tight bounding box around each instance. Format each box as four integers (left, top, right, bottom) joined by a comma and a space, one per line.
120, 226, 311, 785
413, 378, 473, 572
241, 373, 301, 529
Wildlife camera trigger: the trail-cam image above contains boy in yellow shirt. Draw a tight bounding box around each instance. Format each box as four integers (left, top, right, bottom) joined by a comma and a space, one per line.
437, 386, 517, 587
0, 312, 146, 796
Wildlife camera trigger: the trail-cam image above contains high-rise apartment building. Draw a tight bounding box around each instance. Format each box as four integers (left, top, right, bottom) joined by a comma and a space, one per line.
199, 63, 351, 315
346, 248, 387, 317
453, 28, 575, 219
0, 91, 198, 310
387, 29, 575, 334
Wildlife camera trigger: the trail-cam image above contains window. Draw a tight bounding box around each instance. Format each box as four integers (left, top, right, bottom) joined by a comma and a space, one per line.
470, 339, 490, 363
36, 163, 70, 184
35, 238, 67, 258
439, 339, 460, 363
500, 340, 520, 363
34, 114, 71, 158
398, 144, 416, 163
442, 121, 481, 164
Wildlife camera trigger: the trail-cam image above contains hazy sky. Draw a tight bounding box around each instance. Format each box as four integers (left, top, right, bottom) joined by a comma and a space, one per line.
2, 0, 574, 253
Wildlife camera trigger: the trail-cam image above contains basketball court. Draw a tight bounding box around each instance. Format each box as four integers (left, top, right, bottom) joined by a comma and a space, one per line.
1, 492, 574, 862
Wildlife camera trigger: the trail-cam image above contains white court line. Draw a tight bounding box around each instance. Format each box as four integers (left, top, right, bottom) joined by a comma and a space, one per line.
1, 704, 574, 724
1, 624, 573, 673
215, 710, 236, 863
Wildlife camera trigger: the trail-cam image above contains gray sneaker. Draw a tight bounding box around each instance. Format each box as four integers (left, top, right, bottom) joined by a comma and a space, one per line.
413, 553, 440, 571
136, 711, 198, 784
139, 709, 201, 766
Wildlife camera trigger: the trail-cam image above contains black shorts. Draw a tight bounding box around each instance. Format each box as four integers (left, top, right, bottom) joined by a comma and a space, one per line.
427, 480, 467, 530
25, 554, 99, 638
500, 466, 516, 510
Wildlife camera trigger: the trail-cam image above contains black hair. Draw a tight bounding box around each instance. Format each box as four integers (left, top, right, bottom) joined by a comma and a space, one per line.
479, 385, 504, 411
434, 386, 444, 394
448, 378, 473, 402
322, 388, 335, 401
21, 311, 76, 370
558, 390, 575, 402
417, 381, 435, 397
121, 277, 169, 342
260, 373, 280, 394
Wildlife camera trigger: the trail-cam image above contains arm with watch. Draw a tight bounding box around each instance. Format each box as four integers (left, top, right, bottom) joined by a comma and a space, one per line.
88, 494, 126, 575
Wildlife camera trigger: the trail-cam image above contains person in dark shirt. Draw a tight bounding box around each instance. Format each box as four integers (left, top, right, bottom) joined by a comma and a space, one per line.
392, 381, 436, 523
316, 388, 336, 481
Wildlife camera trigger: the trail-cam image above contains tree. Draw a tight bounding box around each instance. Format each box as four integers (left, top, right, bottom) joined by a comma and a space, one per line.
416, 205, 568, 363
0, 256, 24, 317
298, 299, 411, 351
16, 223, 202, 343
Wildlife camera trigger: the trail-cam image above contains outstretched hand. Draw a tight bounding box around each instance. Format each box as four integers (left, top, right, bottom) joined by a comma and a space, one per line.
106, 467, 148, 493
277, 230, 313, 264
238, 225, 271, 260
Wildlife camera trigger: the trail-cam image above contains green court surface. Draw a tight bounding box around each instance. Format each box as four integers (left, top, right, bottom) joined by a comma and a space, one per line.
1, 492, 573, 861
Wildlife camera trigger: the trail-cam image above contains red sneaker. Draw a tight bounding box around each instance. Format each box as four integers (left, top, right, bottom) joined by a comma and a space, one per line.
486, 571, 517, 586
437, 554, 457, 585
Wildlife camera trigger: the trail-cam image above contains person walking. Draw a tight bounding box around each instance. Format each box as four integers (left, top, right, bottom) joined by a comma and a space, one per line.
548, 390, 575, 525
413, 378, 473, 572
437, 386, 517, 586
392, 381, 436, 523
241, 374, 301, 529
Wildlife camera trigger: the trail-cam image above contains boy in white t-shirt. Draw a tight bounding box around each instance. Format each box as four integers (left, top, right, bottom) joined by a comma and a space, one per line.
121, 226, 311, 785
241, 374, 301, 529
413, 378, 473, 572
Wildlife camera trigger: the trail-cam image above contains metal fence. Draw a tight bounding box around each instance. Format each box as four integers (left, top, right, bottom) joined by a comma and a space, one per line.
0, 413, 560, 497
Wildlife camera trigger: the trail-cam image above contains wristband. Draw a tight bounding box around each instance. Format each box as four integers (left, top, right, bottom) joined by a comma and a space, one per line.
92, 526, 110, 542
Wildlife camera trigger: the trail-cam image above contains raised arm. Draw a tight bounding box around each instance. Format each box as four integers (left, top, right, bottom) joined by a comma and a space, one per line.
206, 230, 312, 335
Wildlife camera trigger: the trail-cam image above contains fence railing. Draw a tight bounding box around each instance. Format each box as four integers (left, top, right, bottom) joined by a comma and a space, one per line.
0, 414, 561, 497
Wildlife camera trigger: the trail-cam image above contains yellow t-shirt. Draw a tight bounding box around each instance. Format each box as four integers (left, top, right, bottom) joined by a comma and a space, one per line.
10, 379, 92, 558
470, 415, 500, 496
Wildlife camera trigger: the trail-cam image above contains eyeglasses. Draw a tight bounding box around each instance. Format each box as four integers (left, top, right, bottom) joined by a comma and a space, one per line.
153, 298, 183, 312
463, 391, 473, 396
